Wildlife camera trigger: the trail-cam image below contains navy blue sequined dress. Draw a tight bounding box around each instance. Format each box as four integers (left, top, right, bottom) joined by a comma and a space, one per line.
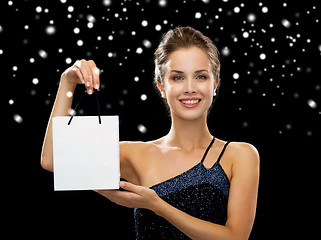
134, 138, 231, 239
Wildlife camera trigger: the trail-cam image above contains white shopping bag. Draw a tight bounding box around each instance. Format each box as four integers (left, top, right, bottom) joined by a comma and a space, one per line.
52, 115, 119, 191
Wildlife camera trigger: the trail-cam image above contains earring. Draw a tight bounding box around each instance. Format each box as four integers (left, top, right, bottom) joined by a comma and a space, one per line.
213, 91, 217, 96
161, 91, 165, 98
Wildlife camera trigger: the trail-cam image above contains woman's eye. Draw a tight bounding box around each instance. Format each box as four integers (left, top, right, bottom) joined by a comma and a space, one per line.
173, 76, 183, 81
196, 75, 207, 80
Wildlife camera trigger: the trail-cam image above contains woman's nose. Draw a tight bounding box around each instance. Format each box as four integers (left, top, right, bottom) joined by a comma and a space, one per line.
184, 79, 196, 94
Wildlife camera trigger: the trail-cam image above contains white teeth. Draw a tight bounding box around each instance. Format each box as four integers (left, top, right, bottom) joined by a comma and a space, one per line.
181, 100, 200, 105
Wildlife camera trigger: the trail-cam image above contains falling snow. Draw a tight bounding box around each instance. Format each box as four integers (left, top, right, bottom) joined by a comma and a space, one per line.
308, 99, 317, 109
141, 20, 148, 27
282, 19, 291, 28
221, 46, 230, 56
233, 73, 240, 79
259, 53, 266, 60
159, 0, 167, 7
137, 124, 147, 134
136, 47, 143, 54
38, 49, 48, 59
195, 12, 202, 19
247, 13, 256, 22
143, 39, 152, 48
13, 114, 23, 123
3, 0, 320, 139
3, 3, 321, 236
45, 26, 56, 35
32, 78, 39, 85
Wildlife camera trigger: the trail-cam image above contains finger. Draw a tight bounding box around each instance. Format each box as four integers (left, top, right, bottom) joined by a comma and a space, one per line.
73, 67, 85, 84
93, 67, 100, 90
74, 60, 81, 68
95, 190, 130, 203
73, 61, 84, 84
88, 60, 100, 90
87, 75, 94, 95
79, 60, 92, 84
120, 181, 143, 195
79, 60, 94, 94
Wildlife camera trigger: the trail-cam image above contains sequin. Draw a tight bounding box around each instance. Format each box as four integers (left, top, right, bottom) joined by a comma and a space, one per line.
134, 138, 231, 239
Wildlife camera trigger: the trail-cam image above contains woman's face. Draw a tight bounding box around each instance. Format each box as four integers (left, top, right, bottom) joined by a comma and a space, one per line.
160, 46, 217, 121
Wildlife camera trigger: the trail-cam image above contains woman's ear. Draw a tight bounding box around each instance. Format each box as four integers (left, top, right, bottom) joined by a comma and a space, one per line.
157, 81, 166, 99
213, 78, 220, 96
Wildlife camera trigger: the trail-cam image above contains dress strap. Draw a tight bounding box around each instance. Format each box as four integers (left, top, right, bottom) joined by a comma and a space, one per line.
200, 137, 216, 163
217, 142, 231, 163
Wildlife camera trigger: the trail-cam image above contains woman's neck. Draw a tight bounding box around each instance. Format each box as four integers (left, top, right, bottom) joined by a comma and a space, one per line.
164, 113, 213, 151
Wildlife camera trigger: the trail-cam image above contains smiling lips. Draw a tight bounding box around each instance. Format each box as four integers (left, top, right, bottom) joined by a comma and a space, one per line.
179, 98, 202, 108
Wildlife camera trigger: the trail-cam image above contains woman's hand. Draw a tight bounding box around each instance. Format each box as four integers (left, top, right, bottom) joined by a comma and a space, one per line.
62, 59, 100, 95
95, 181, 162, 212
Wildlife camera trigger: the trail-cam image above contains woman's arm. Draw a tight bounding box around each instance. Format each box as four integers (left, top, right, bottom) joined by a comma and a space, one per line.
41, 59, 100, 172
96, 142, 260, 240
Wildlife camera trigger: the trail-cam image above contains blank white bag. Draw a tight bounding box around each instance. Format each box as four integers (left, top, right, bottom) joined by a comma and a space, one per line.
52, 116, 119, 191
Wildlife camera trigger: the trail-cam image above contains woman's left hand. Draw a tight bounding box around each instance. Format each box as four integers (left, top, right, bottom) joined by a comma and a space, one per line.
95, 181, 161, 212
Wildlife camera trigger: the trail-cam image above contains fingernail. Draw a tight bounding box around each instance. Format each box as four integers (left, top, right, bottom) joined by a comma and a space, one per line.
86, 82, 90, 87
94, 84, 99, 89
88, 89, 93, 95
119, 181, 125, 188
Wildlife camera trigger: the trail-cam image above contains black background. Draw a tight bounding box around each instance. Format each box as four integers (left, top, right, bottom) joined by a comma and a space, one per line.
2, 0, 320, 239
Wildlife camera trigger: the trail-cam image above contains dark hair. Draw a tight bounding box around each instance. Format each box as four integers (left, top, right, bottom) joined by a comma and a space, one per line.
154, 26, 220, 90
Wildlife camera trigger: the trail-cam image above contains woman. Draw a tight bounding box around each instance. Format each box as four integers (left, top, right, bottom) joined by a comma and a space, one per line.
41, 26, 259, 239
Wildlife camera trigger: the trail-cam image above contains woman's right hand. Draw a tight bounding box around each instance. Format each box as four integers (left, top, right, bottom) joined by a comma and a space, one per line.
62, 59, 100, 95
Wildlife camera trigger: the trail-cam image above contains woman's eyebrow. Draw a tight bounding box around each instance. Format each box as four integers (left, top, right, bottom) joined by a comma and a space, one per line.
171, 70, 184, 73
194, 69, 208, 73
171, 69, 208, 73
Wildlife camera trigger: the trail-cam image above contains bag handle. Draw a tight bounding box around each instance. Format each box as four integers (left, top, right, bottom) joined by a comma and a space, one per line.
67, 90, 101, 125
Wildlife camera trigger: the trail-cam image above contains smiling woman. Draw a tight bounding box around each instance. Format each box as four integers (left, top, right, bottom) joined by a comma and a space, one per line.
41, 26, 259, 240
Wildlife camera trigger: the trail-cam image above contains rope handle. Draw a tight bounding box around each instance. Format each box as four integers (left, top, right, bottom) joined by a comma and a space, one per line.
67, 90, 101, 125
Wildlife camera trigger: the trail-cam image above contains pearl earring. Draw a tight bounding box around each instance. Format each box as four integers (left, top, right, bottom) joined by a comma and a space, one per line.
214, 91, 217, 96
161, 91, 165, 98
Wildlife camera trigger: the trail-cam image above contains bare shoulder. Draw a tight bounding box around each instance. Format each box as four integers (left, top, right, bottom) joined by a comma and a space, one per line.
120, 140, 161, 160
227, 141, 260, 172
120, 140, 159, 151
228, 142, 259, 158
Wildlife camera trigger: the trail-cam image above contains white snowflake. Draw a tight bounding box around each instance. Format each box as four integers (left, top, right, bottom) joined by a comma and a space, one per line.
137, 124, 147, 134
142, 20, 148, 27
195, 12, 202, 19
